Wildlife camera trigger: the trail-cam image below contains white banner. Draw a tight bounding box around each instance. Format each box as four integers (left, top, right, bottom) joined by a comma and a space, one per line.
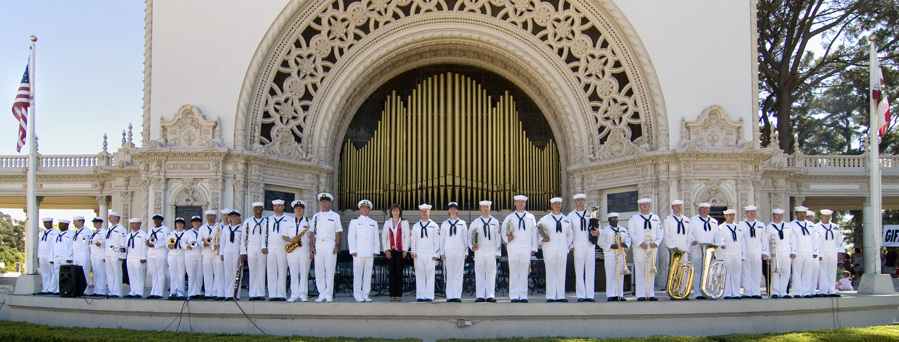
883, 225, 899, 247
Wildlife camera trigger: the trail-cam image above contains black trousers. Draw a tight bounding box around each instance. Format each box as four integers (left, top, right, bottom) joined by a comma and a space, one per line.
387, 251, 405, 297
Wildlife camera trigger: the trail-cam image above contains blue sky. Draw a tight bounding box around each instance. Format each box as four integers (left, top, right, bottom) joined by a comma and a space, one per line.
0, 1, 145, 221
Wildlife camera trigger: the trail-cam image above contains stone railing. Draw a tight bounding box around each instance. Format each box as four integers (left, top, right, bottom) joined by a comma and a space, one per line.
795, 153, 899, 169
0, 154, 111, 169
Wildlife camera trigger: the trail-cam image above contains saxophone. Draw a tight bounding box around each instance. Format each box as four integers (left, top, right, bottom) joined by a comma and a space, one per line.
285, 219, 311, 253
699, 243, 726, 299
665, 247, 695, 300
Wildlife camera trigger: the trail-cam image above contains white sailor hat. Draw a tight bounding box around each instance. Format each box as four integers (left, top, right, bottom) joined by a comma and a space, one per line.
698, 202, 712, 208
272, 199, 286, 205
204, 210, 217, 215
251, 202, 264, 208
637, 198, 652, 204
109, 212, 121, 217
41, 217, 53, 222
291, 200, 306, 208
820, 209, 833, 215
58, 219, 71, 224
478, 200, 492, 206
550, 197, 563, 204
743, 205, 758, 211
318, 193, 334, 201
513, 195, 528, 201
73, 216, 85, 221
190, 216, 203, 222
723, 209, 736, 215
128, 218, 142, 223
91, 217, 104, 222
418, 203, 432, 210
572, 193, 587, 200
671, 200, 684, 206
174, 217, 185, 223
152, 213, 164, 220
608, 212, 620, 218
220, 208, 231, 214
794, 206, 809, 212
772, 208, 785, 214
447, 202, 459, 209
229, 209, 241, 216
358, 199, 372, 209
806, 211, 815, 217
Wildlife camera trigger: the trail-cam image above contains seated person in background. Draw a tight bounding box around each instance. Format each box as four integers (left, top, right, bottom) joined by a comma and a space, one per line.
837, 271, 853, 291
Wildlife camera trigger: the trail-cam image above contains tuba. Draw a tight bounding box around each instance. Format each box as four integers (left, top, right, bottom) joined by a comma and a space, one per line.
699, 243, 726, 299
665, 248, 695, 300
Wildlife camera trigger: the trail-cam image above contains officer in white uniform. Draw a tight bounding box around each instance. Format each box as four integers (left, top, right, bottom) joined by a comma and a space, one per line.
412, 203, 440, 302
628, 198, 662, 301
124, 218, 148, 298
185, 216, 204, 298
599, 213, 630, 301
663, 200, 692, 298
146, 214, 169, 299
538, 197, 574, 302
469, 200, 500, 302
502, 195, 539, 303
166, 217, 188, 299
214, 208, 231, 299
689, 203, 717, 299
104, 212, 127, 298
816, 209, 842, 297
267, 199, 294, 301
37, 217, 58, 294
739, 205, 768, 299
220, 210, 245, 300
199, 209, 220, 300
88, 217, 107, 296
568, 194, 598, 302
790, 206, 819, 298
805, 210, 821, 295
242, 202, 268, 301
51, 219, 75, 294
284, 200, 313, 302
766, 208, 794, 298
348, 199, 380, 302
312, 193, 342, 302
70, 216, 92, 294
440, 202, 469, 303
716, 209, 745, 299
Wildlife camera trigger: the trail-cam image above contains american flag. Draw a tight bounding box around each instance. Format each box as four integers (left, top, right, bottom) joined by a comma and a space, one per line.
11, 65, 30, 152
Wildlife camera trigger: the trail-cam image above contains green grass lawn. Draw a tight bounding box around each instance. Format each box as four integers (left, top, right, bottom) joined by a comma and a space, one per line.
0, 320, 897, 341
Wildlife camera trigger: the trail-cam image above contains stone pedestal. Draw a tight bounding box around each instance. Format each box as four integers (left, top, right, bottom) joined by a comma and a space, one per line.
13, 274, 41, 295
857, 273, 895, 294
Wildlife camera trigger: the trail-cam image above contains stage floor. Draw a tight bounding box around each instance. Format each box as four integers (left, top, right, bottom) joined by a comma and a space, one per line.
5, 290, 898, 340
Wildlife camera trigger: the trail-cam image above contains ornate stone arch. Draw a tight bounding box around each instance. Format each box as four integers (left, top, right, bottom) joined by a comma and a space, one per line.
693, 179, 736, 209
235, 0, 669, 178
167, 178, 211, 215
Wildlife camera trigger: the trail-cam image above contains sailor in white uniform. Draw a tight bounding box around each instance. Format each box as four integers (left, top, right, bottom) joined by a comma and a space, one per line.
411, 203, 440, 302
440, 202, 469, 302
37, 217, 58, 294
124, 218, 148, 298
70, 216, 92, 295
766, 208, 795, 298
198, 209, 221, 300
88, 217, 107, 296
185, 216, 204, 298
242, 202, 268, 301
220, 210, 245, 300
348, 199, 380, 302
267, 199, 294, 301
166, 217, 188, 299
816, 209, 842, 297
538, 197, 574, 302
568, 193, 598, 302
146, 214, 170, 299
51, 219, 75, 294
790, 206, 819, 298
716, 209, 745, 299
663, 200, 692, 298
104, 212, 127, 297
284, 200, 313, 302
689, 203, 717, 299
501, 195, 539, 303
469, 200, 500, 302
312, 193, 342, 302
739, 205, 768, 299
599, 213, 630, 301
627, 198, 662, 301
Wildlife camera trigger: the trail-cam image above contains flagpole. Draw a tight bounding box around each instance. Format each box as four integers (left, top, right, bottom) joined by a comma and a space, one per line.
868, 36, 883, 276
25, 35, 38, 276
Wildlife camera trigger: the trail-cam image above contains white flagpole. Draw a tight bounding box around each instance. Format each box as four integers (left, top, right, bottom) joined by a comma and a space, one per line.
867, 36, 883, 276
25, 35, 38, 275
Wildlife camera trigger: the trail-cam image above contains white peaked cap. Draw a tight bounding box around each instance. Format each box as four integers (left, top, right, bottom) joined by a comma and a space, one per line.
772, 208, 785, 214
358, 199, 372, 208
318, 193, 334, 201
479, 200, 492, 206
58, 219, 71, 224
743, 205, 758, 211
698, 203, 712, 208
418, 204, 432, 210
723, 209, 736, 215
109, 212, 121, 217
220, 208, 231, 214
128, 218, 142, 223
550, 197, 563, 204
794, 206, 809, 212
271, 199, 285, 205
291, 200, 306, 208
820, 209, 833, 215
608, 212, 620, 218
671, 200, 684, 206
513, 195, 528, 201
204, 210, 217, 215
41, 217, 53, 222
229, 210, 241, 216
637, 198, 652, 204
572, 193, 587, 200
251, 202, 264, 207
73, 216, 85, 221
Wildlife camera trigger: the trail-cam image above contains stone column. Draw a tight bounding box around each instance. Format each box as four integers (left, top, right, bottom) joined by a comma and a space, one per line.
98, 196, 109, 228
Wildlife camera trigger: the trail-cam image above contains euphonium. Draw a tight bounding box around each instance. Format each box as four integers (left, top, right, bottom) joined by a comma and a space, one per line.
665, 248, 695, 300
472, 228, 479, 250
285, 222, 311, 253
614, 231, 631, 275
699, 243, 726, 299
536, 221, 549, 241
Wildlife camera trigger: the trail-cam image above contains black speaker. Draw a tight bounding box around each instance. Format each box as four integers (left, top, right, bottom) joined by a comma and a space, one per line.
59, 265, 87, 297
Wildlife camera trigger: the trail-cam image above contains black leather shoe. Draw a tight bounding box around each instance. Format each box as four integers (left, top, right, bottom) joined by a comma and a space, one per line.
752, 295, 763, 299
695, 296, 707, 300
782, 295, 792, 299
425, 299, 433, 302
585, 298, 595, 302
520, 299, 528, 303
618, 297, 627, 302
771, 295, 779, 298
511, 299, 519, 303
475, 298, 485, 302
637, 297, 646, 301
578, 298, 585, 302
557, 298, 568, 302
831, 294, 842, 297
648, 297, 658, 301
486, 297, 496, 302
546, 299, 555, 303
741, 295, 750, 298
607, 297, 617, 302
417, 298, 424, 302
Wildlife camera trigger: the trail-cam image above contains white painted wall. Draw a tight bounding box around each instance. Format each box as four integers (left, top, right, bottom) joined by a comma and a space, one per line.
149, 0, 288, 148
614, 0, 755, 148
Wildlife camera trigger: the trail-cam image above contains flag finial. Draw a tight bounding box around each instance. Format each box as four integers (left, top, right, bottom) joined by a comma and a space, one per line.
29, 35, 37, 42
869, 35, 877, 43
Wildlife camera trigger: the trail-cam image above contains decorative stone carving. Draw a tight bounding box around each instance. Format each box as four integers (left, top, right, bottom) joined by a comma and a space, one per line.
696, 179, 730, 207
159, 105, 221, 148
593, 128, 638, 162
680, 106, 746, 149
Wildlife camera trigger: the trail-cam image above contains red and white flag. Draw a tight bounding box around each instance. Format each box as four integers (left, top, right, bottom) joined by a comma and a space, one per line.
11, 65, 30, 152
872, 54, 892, 137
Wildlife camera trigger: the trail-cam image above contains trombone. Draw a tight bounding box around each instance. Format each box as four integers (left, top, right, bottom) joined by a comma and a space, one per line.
644, 228, 656, 299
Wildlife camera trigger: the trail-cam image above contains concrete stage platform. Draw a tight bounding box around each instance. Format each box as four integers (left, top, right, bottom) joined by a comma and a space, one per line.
5, 292, 898, 340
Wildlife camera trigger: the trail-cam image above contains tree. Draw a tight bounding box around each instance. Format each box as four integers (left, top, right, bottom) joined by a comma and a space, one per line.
0, 212, 25, 273
758, 0, 899, 153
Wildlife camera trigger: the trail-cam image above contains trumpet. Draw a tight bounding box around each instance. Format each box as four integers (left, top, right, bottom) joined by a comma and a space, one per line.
536, 221, 549, 242
148, 236, 157, 244
204, 237, 213, 245
168, 237, 176, 245
471, 228, 479, 250
109, 245, 115, 251
189, 241, 198, 248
